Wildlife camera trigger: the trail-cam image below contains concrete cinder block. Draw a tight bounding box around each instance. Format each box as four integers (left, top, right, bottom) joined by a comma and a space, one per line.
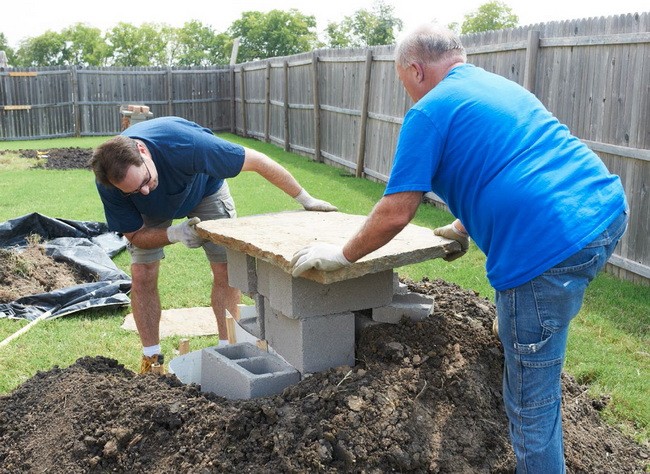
264, 299, 355, 374
372, 292, 435, 324
256, 260, 393, 318
393, 272, 409, 295
200, 343, 300, 399
226, 249, 257, 294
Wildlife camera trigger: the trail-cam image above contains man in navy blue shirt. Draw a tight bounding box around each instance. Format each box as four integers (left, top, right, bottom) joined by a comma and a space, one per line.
91, 116, 336, 373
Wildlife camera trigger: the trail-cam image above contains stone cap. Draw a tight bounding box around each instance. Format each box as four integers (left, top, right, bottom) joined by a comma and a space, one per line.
197, 210, 460, 284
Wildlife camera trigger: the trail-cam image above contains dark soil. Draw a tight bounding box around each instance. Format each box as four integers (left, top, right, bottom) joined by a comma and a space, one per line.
0, 149, 647, 473
0, 147, 92, 170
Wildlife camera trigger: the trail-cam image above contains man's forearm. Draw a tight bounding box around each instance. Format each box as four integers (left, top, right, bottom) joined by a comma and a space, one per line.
241, 148, 302, 197
342, 192, 422, 262
124, 226, 170, 249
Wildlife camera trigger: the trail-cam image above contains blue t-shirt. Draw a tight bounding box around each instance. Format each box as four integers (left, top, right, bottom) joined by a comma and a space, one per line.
386, 64, 627, 291
97, 117, 245, 233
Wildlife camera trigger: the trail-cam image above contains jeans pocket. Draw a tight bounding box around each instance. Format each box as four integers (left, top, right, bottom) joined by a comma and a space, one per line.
520, 355, 564, 408
513, 331, 553, 355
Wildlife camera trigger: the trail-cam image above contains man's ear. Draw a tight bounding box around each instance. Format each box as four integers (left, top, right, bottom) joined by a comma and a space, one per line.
412, 62, 425, 83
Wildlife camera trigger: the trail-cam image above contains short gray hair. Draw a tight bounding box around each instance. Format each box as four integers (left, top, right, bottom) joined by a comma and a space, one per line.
395, 24, 466, 69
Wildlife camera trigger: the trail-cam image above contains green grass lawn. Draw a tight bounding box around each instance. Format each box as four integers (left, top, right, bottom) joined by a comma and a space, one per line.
0, 134, 648, 444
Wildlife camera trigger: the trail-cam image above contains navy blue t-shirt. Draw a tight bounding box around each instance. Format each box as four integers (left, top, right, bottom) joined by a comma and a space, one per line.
97, 117, 245, 233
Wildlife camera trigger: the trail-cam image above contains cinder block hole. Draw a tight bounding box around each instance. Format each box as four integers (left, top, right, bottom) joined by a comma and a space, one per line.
218, 344, 261, 360
238, 357, 285, 375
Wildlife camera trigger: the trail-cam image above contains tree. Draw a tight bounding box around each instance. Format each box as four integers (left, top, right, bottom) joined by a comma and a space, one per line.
325, 0, 403, 48
172, 20, 231, 67
227, 9, 318, 62
460, 1, 518, 34
61, 23, 110, 66
14, 31, 68, 67
0, 33, 15, 66
106, 22, 171, 67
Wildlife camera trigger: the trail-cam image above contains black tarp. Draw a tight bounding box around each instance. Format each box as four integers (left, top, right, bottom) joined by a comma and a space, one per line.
0, 213, 131, 321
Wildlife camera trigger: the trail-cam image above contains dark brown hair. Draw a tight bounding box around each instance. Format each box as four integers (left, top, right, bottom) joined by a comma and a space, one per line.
89, 136, 141, 187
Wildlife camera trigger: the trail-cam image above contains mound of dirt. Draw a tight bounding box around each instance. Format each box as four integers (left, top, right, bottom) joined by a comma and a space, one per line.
0, 278, 647, 473
1, 147, 92, 170
0, 239, 86, 303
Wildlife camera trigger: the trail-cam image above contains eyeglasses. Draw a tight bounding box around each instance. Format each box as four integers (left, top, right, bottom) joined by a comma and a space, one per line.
121, 155, 151, 197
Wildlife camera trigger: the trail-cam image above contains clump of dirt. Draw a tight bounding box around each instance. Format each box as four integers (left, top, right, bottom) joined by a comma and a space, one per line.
0, 278, 647, 473
0, 236, 85, 303
0, 147, 92, 170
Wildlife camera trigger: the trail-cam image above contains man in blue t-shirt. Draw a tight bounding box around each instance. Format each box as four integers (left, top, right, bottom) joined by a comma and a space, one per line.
90, 116, 337, 373
291, 26, 627, 473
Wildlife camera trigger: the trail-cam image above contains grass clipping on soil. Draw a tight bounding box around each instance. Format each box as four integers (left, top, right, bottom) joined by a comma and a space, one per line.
0, 236, 83, 303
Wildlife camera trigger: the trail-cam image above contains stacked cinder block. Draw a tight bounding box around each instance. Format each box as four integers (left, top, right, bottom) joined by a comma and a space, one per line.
225, 249, 434, 376
171, 247, 437, 399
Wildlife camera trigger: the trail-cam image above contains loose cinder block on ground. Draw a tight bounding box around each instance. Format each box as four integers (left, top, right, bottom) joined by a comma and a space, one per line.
256, 260, 394, 318
263, 298, 356, 374
200, 343, 300, 399
372, 292, 435, 324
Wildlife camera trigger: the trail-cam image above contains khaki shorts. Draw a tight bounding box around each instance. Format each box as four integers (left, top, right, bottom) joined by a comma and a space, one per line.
128, 181, 236, 264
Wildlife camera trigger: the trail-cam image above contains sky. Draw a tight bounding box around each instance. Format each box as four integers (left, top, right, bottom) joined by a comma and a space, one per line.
2, 0, 649, 49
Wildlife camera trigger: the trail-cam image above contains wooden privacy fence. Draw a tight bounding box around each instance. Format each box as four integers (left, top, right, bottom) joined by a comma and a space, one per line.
0, 66, 232, 139
233, 13, 649, 285
0, 12, 648, 284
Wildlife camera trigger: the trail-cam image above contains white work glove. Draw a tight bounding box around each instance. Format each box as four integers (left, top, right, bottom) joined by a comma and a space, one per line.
433, 221, 470, 262
166, 217, 206, 249
294, 189, 338, 212
291, 243, 351, 277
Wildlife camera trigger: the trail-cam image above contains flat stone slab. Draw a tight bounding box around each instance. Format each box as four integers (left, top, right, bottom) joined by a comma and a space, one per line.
197, 211, 458, 284
122, 307, 217, 337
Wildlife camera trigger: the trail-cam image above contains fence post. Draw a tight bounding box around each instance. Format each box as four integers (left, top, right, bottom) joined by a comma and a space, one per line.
240, 66, 247, 138
311, 51, 322, 163
70, 66, 81, 137
356, 49, 374, 178
230, 66, 236, 134
283, 60, 290, 152
523, 30, 541, 94
265, 62, 271, 143
166, 67, 174, 116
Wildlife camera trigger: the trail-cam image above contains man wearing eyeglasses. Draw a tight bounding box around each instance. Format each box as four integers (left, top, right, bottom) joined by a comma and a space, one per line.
90, 116, 337, 373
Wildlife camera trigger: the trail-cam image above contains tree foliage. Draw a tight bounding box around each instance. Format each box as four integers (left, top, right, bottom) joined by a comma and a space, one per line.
107, 23, 172, 67
1, 5, 407, 67
0, 33, 15, 65
61, 24, 109, 66
172, 20, 231, 67
14, 31, 69, 67
227, 9, 318, 62
325, 0, 403, 48
460, 1, 519, 34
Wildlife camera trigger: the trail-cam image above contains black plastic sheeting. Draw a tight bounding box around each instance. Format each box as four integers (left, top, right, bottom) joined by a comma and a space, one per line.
0, 213, 131, 322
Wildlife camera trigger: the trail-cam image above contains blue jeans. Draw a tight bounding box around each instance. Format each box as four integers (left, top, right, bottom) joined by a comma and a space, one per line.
495, 211, 628, 474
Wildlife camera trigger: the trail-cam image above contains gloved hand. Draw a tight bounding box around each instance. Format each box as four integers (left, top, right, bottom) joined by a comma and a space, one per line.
166, 217, 206, 248
433, 221, 470, 262
294, 189, 338, 212
291, 243, 351, 277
